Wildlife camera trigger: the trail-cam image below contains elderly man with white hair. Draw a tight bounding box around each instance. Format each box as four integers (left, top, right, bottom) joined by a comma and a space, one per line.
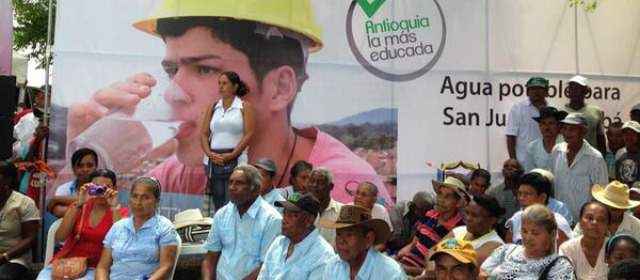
201, 165, 283, 280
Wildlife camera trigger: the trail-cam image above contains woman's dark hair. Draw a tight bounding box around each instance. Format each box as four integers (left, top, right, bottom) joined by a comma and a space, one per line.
289, 160, 312, 184
608, 258, 640, 279
472, 194, 505, 218
470, 168, 491, 185
90, 169, 117, 186
221, 71, 249, 97
71, 148, 98, 168
131, 176, 162, 200
606, 234, 640, 257
518, 172, 552, 204
0, 161, 19, 190
579, 201, 611, 224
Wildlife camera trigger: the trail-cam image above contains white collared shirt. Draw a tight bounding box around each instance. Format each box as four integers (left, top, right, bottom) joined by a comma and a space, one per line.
552, 140, 608, 220
315, 199, 343, 248
505, 99, 543, 164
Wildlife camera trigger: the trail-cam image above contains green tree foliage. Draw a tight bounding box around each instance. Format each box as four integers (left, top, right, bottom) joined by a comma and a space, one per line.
569, 0, 598, 12
12, 0, 55, 68
319, 123, 397, 151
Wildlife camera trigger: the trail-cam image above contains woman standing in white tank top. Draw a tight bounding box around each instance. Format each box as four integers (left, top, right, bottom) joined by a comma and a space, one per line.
200, 71, 255, 211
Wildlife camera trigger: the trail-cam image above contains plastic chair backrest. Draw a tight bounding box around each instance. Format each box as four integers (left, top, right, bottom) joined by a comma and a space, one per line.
44, 219, 63, 266
169, 234, 182, 279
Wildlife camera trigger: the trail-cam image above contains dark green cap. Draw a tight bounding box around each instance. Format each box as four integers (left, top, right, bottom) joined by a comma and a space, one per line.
526, 77, 549, 88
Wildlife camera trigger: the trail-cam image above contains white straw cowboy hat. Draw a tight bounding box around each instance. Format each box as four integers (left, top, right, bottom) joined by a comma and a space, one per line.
432, 177, 470, 202
592, 181, 640, 210
173, 209, 213, 229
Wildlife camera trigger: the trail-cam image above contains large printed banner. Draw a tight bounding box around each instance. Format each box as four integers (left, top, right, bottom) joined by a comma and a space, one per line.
50, 0, 640, 218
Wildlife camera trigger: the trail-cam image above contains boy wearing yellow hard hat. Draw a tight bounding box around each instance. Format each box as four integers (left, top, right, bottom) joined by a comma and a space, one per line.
65, 0, 391, 219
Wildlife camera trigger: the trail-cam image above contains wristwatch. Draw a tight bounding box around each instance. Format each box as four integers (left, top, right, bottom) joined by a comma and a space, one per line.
76, 203, 84, 209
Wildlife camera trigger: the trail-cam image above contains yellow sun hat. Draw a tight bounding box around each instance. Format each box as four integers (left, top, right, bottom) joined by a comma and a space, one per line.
592, 181, 640, 210
132, 0, 323, 52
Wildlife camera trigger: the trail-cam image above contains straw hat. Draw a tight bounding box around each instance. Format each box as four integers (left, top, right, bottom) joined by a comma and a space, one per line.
432, 177, 470, 202
319, 205, 390, 245
173, 209, 213, 229
561, 113, 588, 127
592, 181, 640, 210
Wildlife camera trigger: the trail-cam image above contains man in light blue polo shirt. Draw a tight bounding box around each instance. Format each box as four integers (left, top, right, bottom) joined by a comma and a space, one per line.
258, 192, 335, 280
202, 165, 283, 280
253, 158, 285, 210
320, 205, 407, 280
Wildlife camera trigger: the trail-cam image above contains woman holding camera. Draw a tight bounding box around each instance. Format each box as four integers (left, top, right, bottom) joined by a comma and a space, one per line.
200, 71, 255, 210
37, 169, 127, 280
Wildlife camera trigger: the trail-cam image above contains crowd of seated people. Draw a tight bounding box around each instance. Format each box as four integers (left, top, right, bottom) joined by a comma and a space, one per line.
7, 74, 640, 280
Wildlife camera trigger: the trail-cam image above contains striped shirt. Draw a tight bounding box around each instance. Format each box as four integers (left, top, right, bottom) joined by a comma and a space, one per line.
400, 210, 464, 268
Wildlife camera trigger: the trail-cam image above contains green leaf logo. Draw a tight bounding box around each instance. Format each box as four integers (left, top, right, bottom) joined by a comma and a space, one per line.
356, 0, 386, 18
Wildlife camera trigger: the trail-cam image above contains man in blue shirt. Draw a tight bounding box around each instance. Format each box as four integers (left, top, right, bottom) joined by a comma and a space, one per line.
320, 205, 407, 279
254, 158, 285, 209
202, 165, 283, 280
258, 192, 335, 279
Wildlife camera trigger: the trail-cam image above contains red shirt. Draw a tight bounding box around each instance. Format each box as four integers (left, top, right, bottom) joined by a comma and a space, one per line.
53, 200, 128, 267
13, 109, 32, 124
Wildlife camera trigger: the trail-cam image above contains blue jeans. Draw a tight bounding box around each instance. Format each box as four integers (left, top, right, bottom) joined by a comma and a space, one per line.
205, 164, 231, 212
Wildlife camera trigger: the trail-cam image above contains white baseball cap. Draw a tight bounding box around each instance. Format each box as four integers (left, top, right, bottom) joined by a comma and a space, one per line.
623, 121, 640, 134
569, 75, 589, 87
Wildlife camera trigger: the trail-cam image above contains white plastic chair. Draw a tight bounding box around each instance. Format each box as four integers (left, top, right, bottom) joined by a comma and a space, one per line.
169, 234, 182, 280
45, 219, 182, 278
44, 219, 63, 266
179, 242, 207, 256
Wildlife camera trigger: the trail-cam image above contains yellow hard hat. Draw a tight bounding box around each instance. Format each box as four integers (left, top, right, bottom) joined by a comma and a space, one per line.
133, 0, 323, 52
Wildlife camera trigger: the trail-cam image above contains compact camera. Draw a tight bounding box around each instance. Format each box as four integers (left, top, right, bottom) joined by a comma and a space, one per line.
87, 183, 107, 196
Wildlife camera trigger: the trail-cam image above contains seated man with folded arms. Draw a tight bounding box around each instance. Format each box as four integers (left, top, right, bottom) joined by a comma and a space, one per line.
258, 193, 334, 279
201, 165, 283, 280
